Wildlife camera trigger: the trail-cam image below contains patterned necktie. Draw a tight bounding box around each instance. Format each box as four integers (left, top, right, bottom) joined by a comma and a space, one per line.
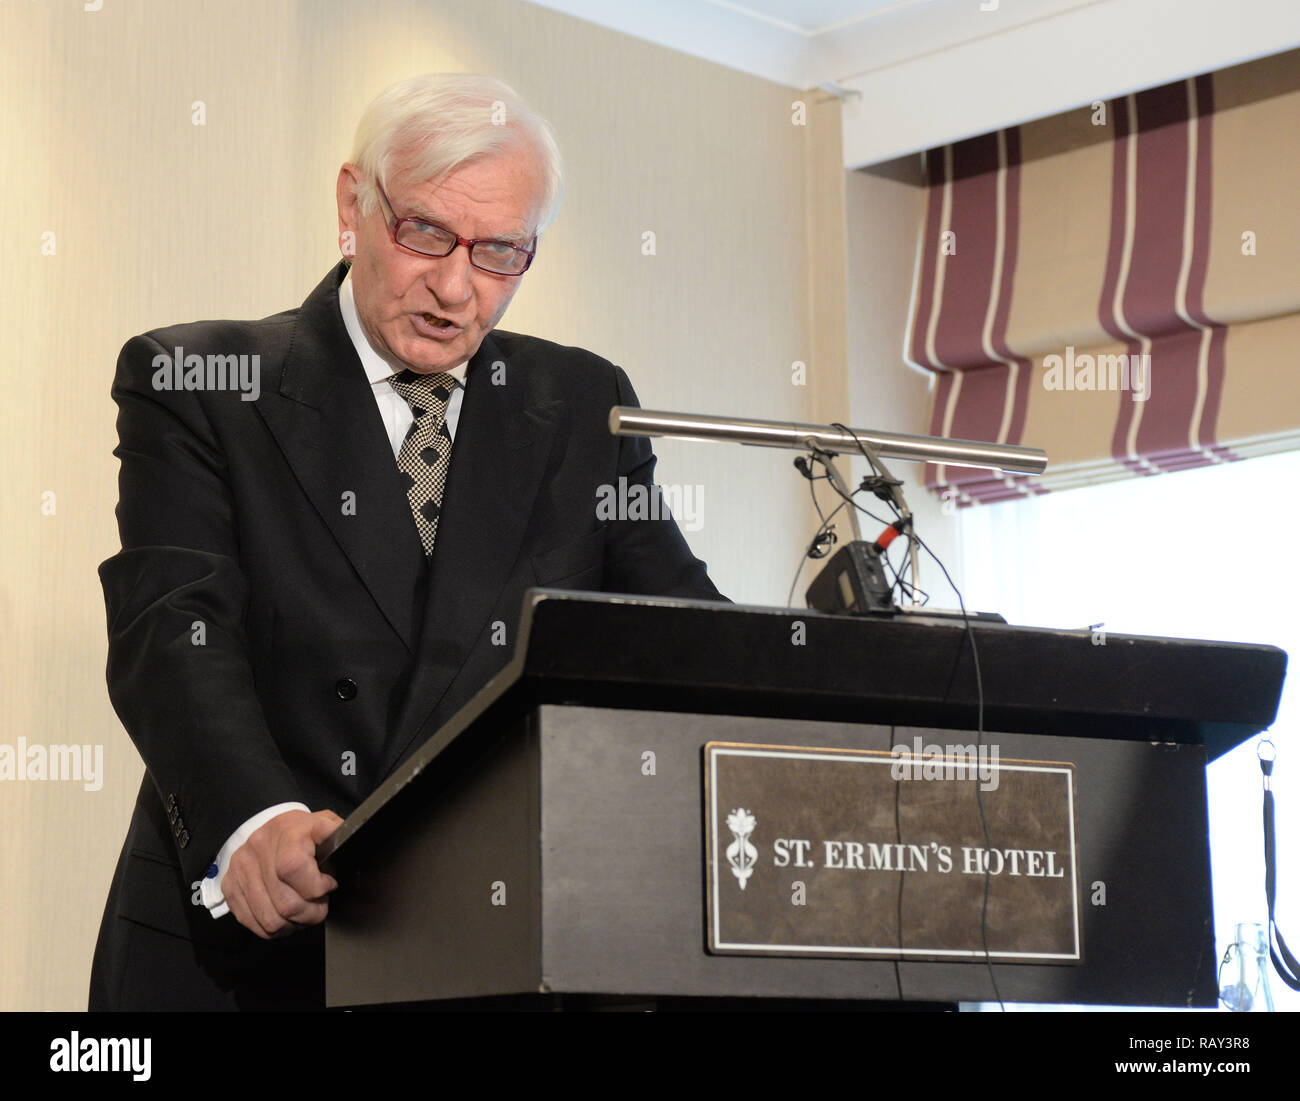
386, 369, 460, 556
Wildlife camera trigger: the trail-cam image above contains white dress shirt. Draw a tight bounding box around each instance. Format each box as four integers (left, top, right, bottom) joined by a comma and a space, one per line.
200, 268, 471, 918
337, 269, 469, 455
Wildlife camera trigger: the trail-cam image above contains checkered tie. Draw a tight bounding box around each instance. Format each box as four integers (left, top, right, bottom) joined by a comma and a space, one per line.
386, 369, 459, 556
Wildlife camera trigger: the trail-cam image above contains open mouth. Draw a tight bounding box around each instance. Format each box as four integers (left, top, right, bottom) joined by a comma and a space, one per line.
423, 313, 453, 329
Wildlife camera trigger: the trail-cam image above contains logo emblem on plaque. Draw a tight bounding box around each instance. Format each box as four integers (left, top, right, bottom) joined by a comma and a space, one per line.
726, 808, 758, 890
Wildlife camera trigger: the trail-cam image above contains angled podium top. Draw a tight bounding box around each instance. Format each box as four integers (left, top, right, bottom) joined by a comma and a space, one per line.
320, 589, 1286, 864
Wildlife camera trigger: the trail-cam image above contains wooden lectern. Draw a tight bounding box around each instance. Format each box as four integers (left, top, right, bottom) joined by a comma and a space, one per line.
318, 591, 1286, 1009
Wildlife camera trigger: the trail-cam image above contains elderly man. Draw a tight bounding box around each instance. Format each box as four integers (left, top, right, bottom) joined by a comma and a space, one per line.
91, 74, 723, 1011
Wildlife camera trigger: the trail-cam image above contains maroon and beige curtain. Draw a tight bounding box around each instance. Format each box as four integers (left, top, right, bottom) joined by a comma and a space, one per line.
906, 49, 1300, 505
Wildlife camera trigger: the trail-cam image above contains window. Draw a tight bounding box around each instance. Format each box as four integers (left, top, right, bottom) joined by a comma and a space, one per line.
957, 450, 1299, 1011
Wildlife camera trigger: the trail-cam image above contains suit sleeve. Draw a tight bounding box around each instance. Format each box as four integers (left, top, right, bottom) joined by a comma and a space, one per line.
602, 365, 728, 602
99, 334, 307, 883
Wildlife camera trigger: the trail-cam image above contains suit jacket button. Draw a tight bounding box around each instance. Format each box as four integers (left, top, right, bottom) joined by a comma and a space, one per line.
335, 677, 358, 701
178, 829, 190, 849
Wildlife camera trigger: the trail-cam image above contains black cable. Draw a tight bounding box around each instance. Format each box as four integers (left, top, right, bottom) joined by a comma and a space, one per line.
801, 462, 834, 528
827, 424, 917, 602
786, 466, 848, 609
807, 451, 912, 594
817, 463, 1005, 1010
1260, 741, 1300, 991
908, 525, 1004, 1011
805, 449, 918, 607
892, 770, 905, 1000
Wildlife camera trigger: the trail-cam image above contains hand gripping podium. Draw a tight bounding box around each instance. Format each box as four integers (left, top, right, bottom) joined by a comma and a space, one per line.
317, 591, 1286, 1009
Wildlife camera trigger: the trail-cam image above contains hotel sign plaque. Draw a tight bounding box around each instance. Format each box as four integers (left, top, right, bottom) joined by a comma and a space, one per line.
704, 741, 1081, 963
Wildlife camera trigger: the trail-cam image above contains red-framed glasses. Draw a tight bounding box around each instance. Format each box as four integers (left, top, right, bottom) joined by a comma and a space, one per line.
373, 182, 536, 276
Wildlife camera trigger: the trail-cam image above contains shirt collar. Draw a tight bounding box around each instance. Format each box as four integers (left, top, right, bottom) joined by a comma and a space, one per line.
338, 269, 470, 389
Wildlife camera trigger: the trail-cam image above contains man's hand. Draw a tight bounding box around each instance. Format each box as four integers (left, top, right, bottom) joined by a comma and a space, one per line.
222, 808, 343, 940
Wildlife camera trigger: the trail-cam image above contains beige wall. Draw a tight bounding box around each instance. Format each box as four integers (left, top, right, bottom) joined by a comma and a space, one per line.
0, 0, 847, 1009
844, 161, 964, 601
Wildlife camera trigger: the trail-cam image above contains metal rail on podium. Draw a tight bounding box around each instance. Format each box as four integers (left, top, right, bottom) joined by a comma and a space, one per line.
318, 590, 1285, 1010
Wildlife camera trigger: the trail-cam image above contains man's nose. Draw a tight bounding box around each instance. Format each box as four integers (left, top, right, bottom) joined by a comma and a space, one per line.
425, 245, 474, 307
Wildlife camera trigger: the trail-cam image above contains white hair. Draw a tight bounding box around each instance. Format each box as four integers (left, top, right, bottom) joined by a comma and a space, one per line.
350, 73, 564, 235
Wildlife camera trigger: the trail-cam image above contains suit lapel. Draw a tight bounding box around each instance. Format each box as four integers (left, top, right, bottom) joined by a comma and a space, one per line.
254, 263, 427, 652
380, 332, 561, 773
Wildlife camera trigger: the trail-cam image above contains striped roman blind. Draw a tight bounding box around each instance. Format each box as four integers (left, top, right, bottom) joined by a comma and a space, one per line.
906, 49, 1300, 506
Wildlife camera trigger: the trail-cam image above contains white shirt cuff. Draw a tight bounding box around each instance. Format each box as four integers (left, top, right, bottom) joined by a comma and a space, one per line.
199, 802, 311, 918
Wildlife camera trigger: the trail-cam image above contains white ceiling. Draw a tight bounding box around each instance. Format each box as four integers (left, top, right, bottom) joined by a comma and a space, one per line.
522, 0, 1109, 89
696, 0, 907, 35
523, 0, 1300, 166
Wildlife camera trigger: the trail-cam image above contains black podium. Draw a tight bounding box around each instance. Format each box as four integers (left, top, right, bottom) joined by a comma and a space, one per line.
318, 590, 1286, 1009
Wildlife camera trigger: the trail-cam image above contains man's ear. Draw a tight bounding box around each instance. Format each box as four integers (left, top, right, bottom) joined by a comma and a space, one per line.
336, 164, 363, 259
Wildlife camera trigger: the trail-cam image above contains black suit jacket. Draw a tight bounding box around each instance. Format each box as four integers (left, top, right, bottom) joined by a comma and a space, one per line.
90, 262, 723, 1009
